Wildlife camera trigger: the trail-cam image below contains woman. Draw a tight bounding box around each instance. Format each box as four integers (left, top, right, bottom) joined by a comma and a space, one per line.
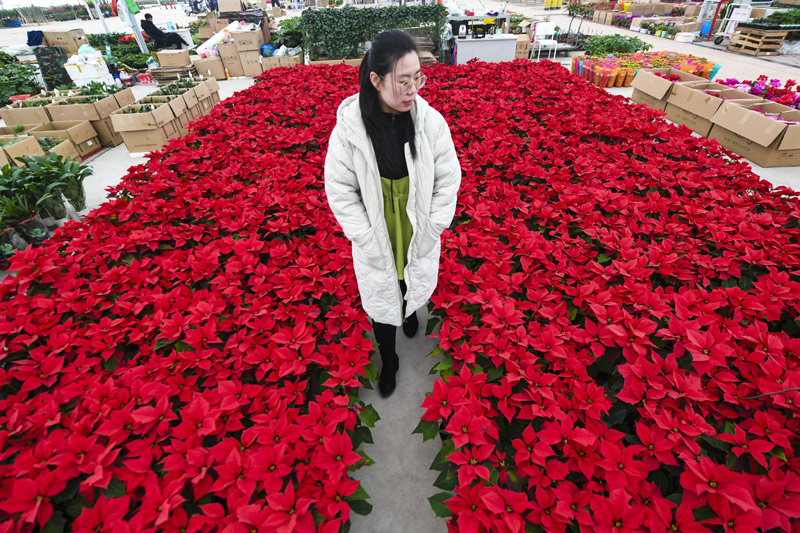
324, 30, 461, 398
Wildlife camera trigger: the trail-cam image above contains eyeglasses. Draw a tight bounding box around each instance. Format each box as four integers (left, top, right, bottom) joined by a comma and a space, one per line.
382, 74, 427, 93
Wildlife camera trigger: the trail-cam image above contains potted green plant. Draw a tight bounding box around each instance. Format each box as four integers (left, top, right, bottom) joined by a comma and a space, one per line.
667, 27, 679, 39
639, 22, 651, 34
656, 24, 669, 37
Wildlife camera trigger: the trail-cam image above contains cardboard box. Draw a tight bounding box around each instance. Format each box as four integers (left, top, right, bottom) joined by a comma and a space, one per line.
665, 82, 760, 135
233, 30, 264, 51
0, 100, 56, 125
120, 120, 182, 153
213, 18, 231, 31
684, 4, 701, 17
343, 58, 362, 67
138, 96, 188, 123
29, 121, 97, 146
205, 77, 220, 94
674, 21, 702, 32
192, 56, 227, 80
592, 10, 602, 22
260, 57, 282, 71
239, 51, 263, 77
218, 42, 245, 77
112, 87, 136, 109
218, 0, 242, 11
110, 104, 176, 133
309, 59, 344, 66
198, 26, 215, 39
90, 117, 123, 147
709, 101, 800, 167
157, 50, 192, 67
179, 87, 199, 109
192, 82, 212, 101
46, 94, 119, 122
0, 136, 46, 166
0, 126, 34, 136
628, 4, 653, 15
279, 56, 302, 67
49, 139, 81, 161
43, 30, 87, 54
630, 68, 708, 111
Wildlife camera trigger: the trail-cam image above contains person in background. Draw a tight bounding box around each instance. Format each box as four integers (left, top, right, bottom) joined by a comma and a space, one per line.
140, 13, 189, 49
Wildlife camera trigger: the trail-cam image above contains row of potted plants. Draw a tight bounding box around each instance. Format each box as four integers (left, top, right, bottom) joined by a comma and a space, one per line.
0, 153, 91, 269
639, 22, 680, 38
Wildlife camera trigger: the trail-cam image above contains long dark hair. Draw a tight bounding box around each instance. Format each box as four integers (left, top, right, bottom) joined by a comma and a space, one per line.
359, 30, 419, 168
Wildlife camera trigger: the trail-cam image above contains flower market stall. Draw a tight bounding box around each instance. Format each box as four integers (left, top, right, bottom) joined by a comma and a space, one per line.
1, 57, 800, 531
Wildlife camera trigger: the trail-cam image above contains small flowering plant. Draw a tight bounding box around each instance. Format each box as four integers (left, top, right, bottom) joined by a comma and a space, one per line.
719, 75, 800, 109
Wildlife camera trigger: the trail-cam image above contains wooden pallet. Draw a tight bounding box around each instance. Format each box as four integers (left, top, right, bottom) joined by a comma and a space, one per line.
727, 28, 787, 56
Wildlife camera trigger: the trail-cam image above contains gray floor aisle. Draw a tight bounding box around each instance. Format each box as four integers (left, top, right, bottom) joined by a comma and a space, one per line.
350, 307, 445, 532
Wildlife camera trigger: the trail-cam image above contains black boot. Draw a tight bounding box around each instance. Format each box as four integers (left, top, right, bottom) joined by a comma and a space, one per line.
378, 351, 398, 397
373, 320, 399, 398
403, 310, 418, 338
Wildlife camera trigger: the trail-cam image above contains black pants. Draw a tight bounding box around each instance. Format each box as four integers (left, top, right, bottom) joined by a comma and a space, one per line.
271, 0, 281, 7
166, 32, 189, 49
371, 280, 407, 360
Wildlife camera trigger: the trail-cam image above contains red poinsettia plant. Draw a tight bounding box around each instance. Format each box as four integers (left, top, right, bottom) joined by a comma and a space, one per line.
0, 65, 382, 531
414, 60, 800, 532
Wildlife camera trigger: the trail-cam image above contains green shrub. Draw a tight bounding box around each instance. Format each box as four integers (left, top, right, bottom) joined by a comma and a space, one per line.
582, 34, 652, 55
301, 4, 447, 60
272, 17, 303, 49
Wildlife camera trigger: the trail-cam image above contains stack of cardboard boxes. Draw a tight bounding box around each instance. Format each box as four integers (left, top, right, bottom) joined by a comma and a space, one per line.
0, 88, 136, 163
213, 29, 301, 75
110, 78, 221, 153
631, 69, 799, 167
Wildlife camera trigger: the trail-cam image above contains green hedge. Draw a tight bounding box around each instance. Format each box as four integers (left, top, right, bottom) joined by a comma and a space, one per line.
301, 4, 447, 61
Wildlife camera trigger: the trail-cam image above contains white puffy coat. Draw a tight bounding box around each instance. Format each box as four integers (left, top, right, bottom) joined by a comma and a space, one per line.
324, 94, 461, 326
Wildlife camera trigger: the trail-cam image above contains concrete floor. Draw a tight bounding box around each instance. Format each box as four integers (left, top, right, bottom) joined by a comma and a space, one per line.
2, 5, 800, 532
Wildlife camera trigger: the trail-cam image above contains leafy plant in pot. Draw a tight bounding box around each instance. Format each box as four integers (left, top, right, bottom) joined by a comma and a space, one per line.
18, 153, 93, 214
0, 218, 28, 270
0, 192, 50, 244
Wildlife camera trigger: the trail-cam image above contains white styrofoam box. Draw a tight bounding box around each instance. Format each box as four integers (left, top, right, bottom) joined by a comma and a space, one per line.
73, 74, 116, 88
65, 58, 110, 81
675, 32, 696, 42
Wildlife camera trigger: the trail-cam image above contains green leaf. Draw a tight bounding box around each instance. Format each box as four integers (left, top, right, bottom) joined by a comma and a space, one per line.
348, 499, 373, 516
428, 492, 453, 518
596, 253, 611, 264
154, 337, 174, 350
363, 361, 378, 383
412, 419, 439, 442
346, 484, 370, 501
426, 316, 441, 336
358, 404, 380, 428
65, 495, 88, 518
351, 425, 374, 448
100, 477, 126, 498
430, 358, 453, 375
428, 346, 445, 359
41, 511, 66, 533
174, 341, 192, 352
102, 357, 119, 372
487, 366, 504, 382
356, 449, 375, 467
433, 466, 457, 491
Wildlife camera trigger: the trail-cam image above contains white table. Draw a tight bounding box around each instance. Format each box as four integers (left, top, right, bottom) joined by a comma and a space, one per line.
175, 28, 196, 49
454, 34, 517, 65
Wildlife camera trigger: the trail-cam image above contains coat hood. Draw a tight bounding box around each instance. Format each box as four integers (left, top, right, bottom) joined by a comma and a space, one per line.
334, 93, 430, 151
